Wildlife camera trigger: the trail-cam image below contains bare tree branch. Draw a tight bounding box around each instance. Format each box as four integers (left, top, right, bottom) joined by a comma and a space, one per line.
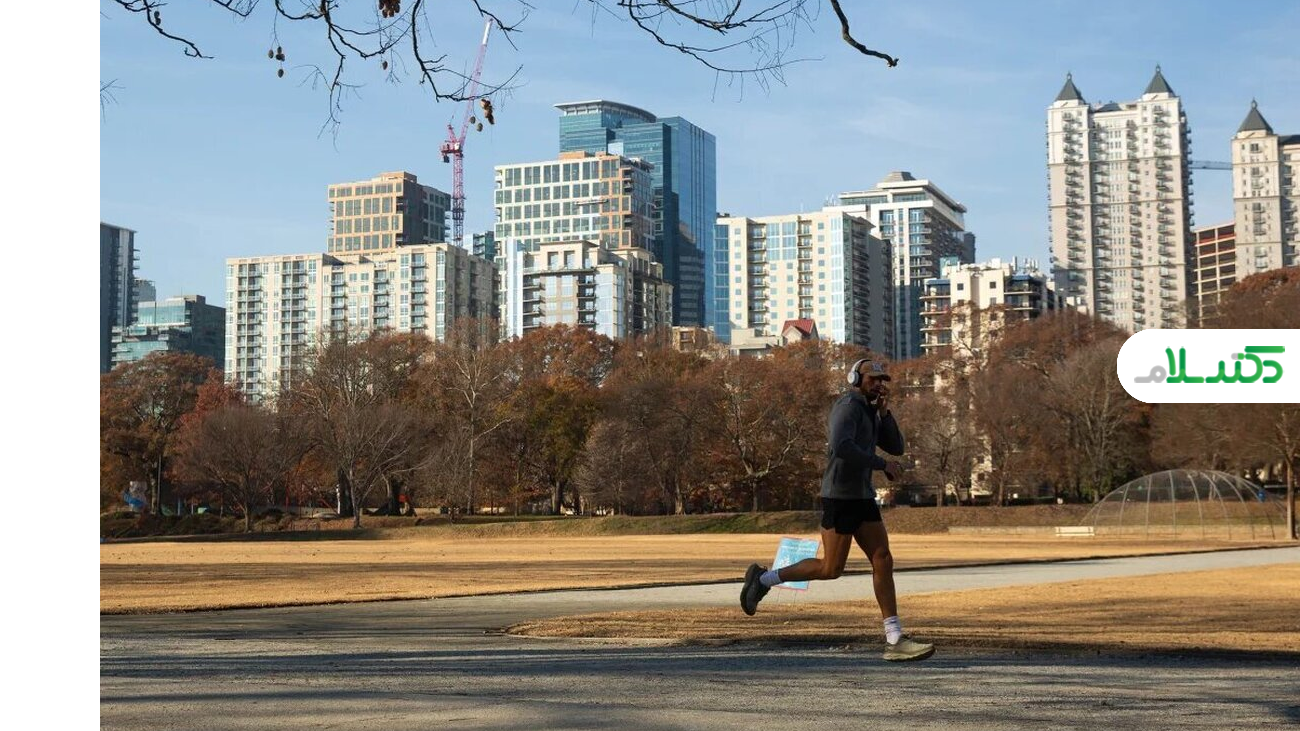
828, 0, 897, 67
113, 0, 213, 58
105, 0, 894, 128
101, 80, 123, 120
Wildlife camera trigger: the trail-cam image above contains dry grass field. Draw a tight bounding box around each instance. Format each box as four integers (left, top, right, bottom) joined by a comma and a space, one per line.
508, 564, 1300, 656
100, 532, 1277, 614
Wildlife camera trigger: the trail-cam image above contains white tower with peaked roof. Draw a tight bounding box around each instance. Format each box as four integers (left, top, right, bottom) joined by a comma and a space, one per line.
1232, 100, 1300, 277
1047, 67, 1195, 332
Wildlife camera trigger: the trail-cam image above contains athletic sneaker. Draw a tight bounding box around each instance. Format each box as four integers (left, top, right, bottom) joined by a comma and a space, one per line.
883, 635, 935, 662
739, 563, 770, 616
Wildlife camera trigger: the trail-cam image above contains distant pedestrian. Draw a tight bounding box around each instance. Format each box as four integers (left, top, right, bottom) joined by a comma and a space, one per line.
739, 359, 934, 662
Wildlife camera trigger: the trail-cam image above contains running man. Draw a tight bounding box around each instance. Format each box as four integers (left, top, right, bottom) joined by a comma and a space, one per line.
739, 359, 935, 662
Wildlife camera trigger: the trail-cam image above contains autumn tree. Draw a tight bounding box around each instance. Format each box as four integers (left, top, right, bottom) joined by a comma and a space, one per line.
977, 311, 1146, 502
1208, 268, 1300, 539
969, 359, 1044, 505
601, 334, 716, 514
1150, 402, 1239, 472
167, 369, 247, 510
575, 419, 655, 515
175, 403, 297, 531
900, 386, 979, 506
496, 325, 615, 514
705, 353, 823, 512
291, 331, 429, 528
100, 352, 214, 515
1041, 338, 1150, 501
419, 318, 511, 514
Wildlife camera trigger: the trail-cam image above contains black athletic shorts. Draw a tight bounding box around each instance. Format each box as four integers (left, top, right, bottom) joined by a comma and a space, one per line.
819, 497, 883, 535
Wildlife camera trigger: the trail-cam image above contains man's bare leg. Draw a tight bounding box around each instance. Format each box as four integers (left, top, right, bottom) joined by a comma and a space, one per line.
777, 528, 854, 583
853, 520, 896, 618
740, 528, 852, 615
856, 519, 933, 660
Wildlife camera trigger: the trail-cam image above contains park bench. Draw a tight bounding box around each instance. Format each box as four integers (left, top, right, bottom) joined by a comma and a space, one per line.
1054, 526, 1095, 537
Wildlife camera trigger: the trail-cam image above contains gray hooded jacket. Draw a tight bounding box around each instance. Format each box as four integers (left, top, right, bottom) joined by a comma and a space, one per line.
820, 390, 905, 501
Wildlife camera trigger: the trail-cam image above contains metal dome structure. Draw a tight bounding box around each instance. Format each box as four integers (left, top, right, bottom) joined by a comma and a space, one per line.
1082, 470, 1286, 540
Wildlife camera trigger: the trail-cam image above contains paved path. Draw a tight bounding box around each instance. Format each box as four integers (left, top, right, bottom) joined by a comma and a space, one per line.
101, 547, 1300, 730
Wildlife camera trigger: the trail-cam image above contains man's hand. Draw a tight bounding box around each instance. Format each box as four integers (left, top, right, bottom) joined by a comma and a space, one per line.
883, 460, 903, 482
875, 385, 890, 413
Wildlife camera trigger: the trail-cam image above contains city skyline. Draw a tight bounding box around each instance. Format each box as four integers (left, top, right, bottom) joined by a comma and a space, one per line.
101, 1, 1298, 316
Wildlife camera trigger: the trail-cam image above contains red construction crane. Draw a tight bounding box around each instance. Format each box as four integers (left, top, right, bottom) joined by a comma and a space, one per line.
440, 18, 495, 249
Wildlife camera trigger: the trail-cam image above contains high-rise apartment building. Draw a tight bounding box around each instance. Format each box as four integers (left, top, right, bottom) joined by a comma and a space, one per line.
716, 206, 892, 354
1190, 222, 1236, 326
326, 171, 450, 255
497, 239, 671, 341
494, 151, 655, 253
101, 223, 138, 373
472, 230, 497, 262
1232, 101, 1300, 277
920, 258, 1059, 358
112, 294, 226, 369
134, 278, 156, 304
227, 172, 490, 400
556, 100, 717, 329
1047, 68, 1194, 332
225, 243, 494, 400
838, 172, 975, 360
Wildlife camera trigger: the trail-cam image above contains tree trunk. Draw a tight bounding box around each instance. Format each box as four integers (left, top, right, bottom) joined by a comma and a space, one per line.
243, 483, 253, 533
466, 434, 477, 515
350, 470, 362, 530
551, 480, 564, 516
384, 475, 401, 516
751, 477, 760, 513
1287, 459, 1296, 541
336, 468, 354, 518
153, 452, 165, 516
513, 458, 523, 516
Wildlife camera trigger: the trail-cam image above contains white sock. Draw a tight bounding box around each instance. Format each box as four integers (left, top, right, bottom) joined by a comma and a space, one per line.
759, 569, 783, 588
884, 616, 903, 645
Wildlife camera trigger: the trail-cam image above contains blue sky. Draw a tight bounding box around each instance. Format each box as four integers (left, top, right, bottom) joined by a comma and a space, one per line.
100, 1, 1300, 304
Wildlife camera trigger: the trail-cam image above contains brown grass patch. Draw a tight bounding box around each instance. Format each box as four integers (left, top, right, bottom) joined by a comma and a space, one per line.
509, 564, 1300, 656
100, 532, 1276, 614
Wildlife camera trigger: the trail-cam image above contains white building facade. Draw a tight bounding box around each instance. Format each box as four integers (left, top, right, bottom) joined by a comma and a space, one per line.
838, 172, 974, 360
225, 243, 494, 400
1232, 101, 1300, 277
716, 206, 892, 354
1047, 68, 1195, 332
497, 239, 671, 341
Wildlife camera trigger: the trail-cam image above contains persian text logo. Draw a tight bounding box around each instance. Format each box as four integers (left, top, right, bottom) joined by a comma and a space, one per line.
1117, 329, 1299, 404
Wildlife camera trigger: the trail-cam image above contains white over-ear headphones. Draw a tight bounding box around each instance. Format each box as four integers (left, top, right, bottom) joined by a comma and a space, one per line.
847, 358, 869, 388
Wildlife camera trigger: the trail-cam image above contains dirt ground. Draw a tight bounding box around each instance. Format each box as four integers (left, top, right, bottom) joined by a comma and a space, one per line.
508, 564, 1300, 656
100, 533, 1277, 614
